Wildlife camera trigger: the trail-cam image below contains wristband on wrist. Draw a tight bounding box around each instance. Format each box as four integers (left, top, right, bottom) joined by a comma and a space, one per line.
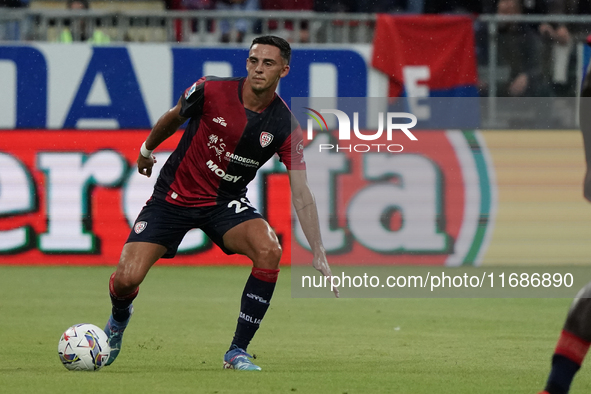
140, 141, 153, 158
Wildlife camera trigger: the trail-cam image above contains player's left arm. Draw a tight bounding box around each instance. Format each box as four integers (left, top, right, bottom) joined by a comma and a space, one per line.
288, 169, 339, 298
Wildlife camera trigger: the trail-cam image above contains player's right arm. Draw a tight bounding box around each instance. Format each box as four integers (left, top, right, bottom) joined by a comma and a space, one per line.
138, 77, 206, 177
137, 97, 188, 177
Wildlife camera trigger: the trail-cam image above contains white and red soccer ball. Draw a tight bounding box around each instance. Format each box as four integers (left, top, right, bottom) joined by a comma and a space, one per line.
58, 323, 110, 371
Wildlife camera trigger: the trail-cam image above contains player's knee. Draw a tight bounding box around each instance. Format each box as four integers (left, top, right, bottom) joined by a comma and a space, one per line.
113, 270, 142, 295
253, 243, 282, 269
564, 282, 591, 340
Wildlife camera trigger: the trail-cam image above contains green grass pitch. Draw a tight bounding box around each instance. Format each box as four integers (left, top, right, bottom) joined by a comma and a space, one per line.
0, 265, 589, 394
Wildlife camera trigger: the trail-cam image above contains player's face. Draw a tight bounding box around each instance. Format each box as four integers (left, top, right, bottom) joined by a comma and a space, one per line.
246, 44, 290, 93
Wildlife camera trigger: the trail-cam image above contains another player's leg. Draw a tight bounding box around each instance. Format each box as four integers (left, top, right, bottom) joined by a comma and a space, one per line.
221, 219, 282, 371
540, 37, 591, 393
105, 242, 166, 365
540, 282, 591, 394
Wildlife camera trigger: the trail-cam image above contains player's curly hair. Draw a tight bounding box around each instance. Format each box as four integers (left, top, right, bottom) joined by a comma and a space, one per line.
250, 36, 291, 65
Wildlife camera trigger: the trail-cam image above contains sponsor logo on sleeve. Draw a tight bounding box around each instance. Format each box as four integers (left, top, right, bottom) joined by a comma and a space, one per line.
184, 83, 197, 99
296, 142, 304, 154
134, 221, 147, 234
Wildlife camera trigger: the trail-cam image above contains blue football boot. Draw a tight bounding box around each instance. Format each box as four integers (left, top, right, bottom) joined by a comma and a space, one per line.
223, 345, 262, 371
104, 305, 133, 366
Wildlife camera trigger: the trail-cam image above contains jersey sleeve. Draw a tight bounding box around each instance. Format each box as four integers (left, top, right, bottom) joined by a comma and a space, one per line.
179, 76, 206, 119
277, 124, 307, 170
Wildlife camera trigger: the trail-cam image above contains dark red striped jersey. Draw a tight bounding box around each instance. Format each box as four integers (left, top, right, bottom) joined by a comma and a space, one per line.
153, 76, 306, 207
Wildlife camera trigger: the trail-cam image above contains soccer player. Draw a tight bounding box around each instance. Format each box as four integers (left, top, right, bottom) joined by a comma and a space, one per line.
539, 36, 591, 394
103, 35, 338, 371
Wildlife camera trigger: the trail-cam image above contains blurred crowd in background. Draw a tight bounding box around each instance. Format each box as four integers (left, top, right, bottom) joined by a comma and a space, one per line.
2, 0, 588, 14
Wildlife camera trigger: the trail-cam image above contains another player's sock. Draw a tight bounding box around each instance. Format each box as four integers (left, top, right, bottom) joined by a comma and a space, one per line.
109, 272, 139, 323
543, 330, 590, 394
230, 267, 279, 352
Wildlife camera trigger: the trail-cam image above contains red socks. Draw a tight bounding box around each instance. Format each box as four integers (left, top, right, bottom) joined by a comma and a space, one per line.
108, 273, 138, 322
544, 330, 590, 394
554, 330, 590, 366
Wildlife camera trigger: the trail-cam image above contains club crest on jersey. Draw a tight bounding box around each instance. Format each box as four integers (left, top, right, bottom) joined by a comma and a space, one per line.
260, 132, 273, 148
134, 221, 147, 234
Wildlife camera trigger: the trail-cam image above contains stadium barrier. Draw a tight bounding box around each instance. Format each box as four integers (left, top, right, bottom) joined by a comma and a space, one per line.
1, 11, 591, 97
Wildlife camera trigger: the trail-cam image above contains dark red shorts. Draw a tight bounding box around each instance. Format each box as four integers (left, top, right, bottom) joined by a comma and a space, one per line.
126, 197, 263, 257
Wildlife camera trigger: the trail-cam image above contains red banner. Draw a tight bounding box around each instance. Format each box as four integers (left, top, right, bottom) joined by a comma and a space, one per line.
371, 14, 478, 97
0, 130, 291, 265
1, 129, 494, 266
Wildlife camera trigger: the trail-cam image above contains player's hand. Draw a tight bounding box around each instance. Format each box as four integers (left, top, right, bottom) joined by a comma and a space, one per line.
584, 167, 591, 202
137, 154, 157, 178
313, 253, 339, 298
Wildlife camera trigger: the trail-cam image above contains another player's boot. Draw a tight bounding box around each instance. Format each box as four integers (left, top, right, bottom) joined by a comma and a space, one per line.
223, 345, 261, 371
104, 305, 134, 366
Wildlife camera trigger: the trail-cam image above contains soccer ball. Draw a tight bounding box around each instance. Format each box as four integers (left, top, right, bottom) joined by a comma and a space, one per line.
58, 323, 111, 371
